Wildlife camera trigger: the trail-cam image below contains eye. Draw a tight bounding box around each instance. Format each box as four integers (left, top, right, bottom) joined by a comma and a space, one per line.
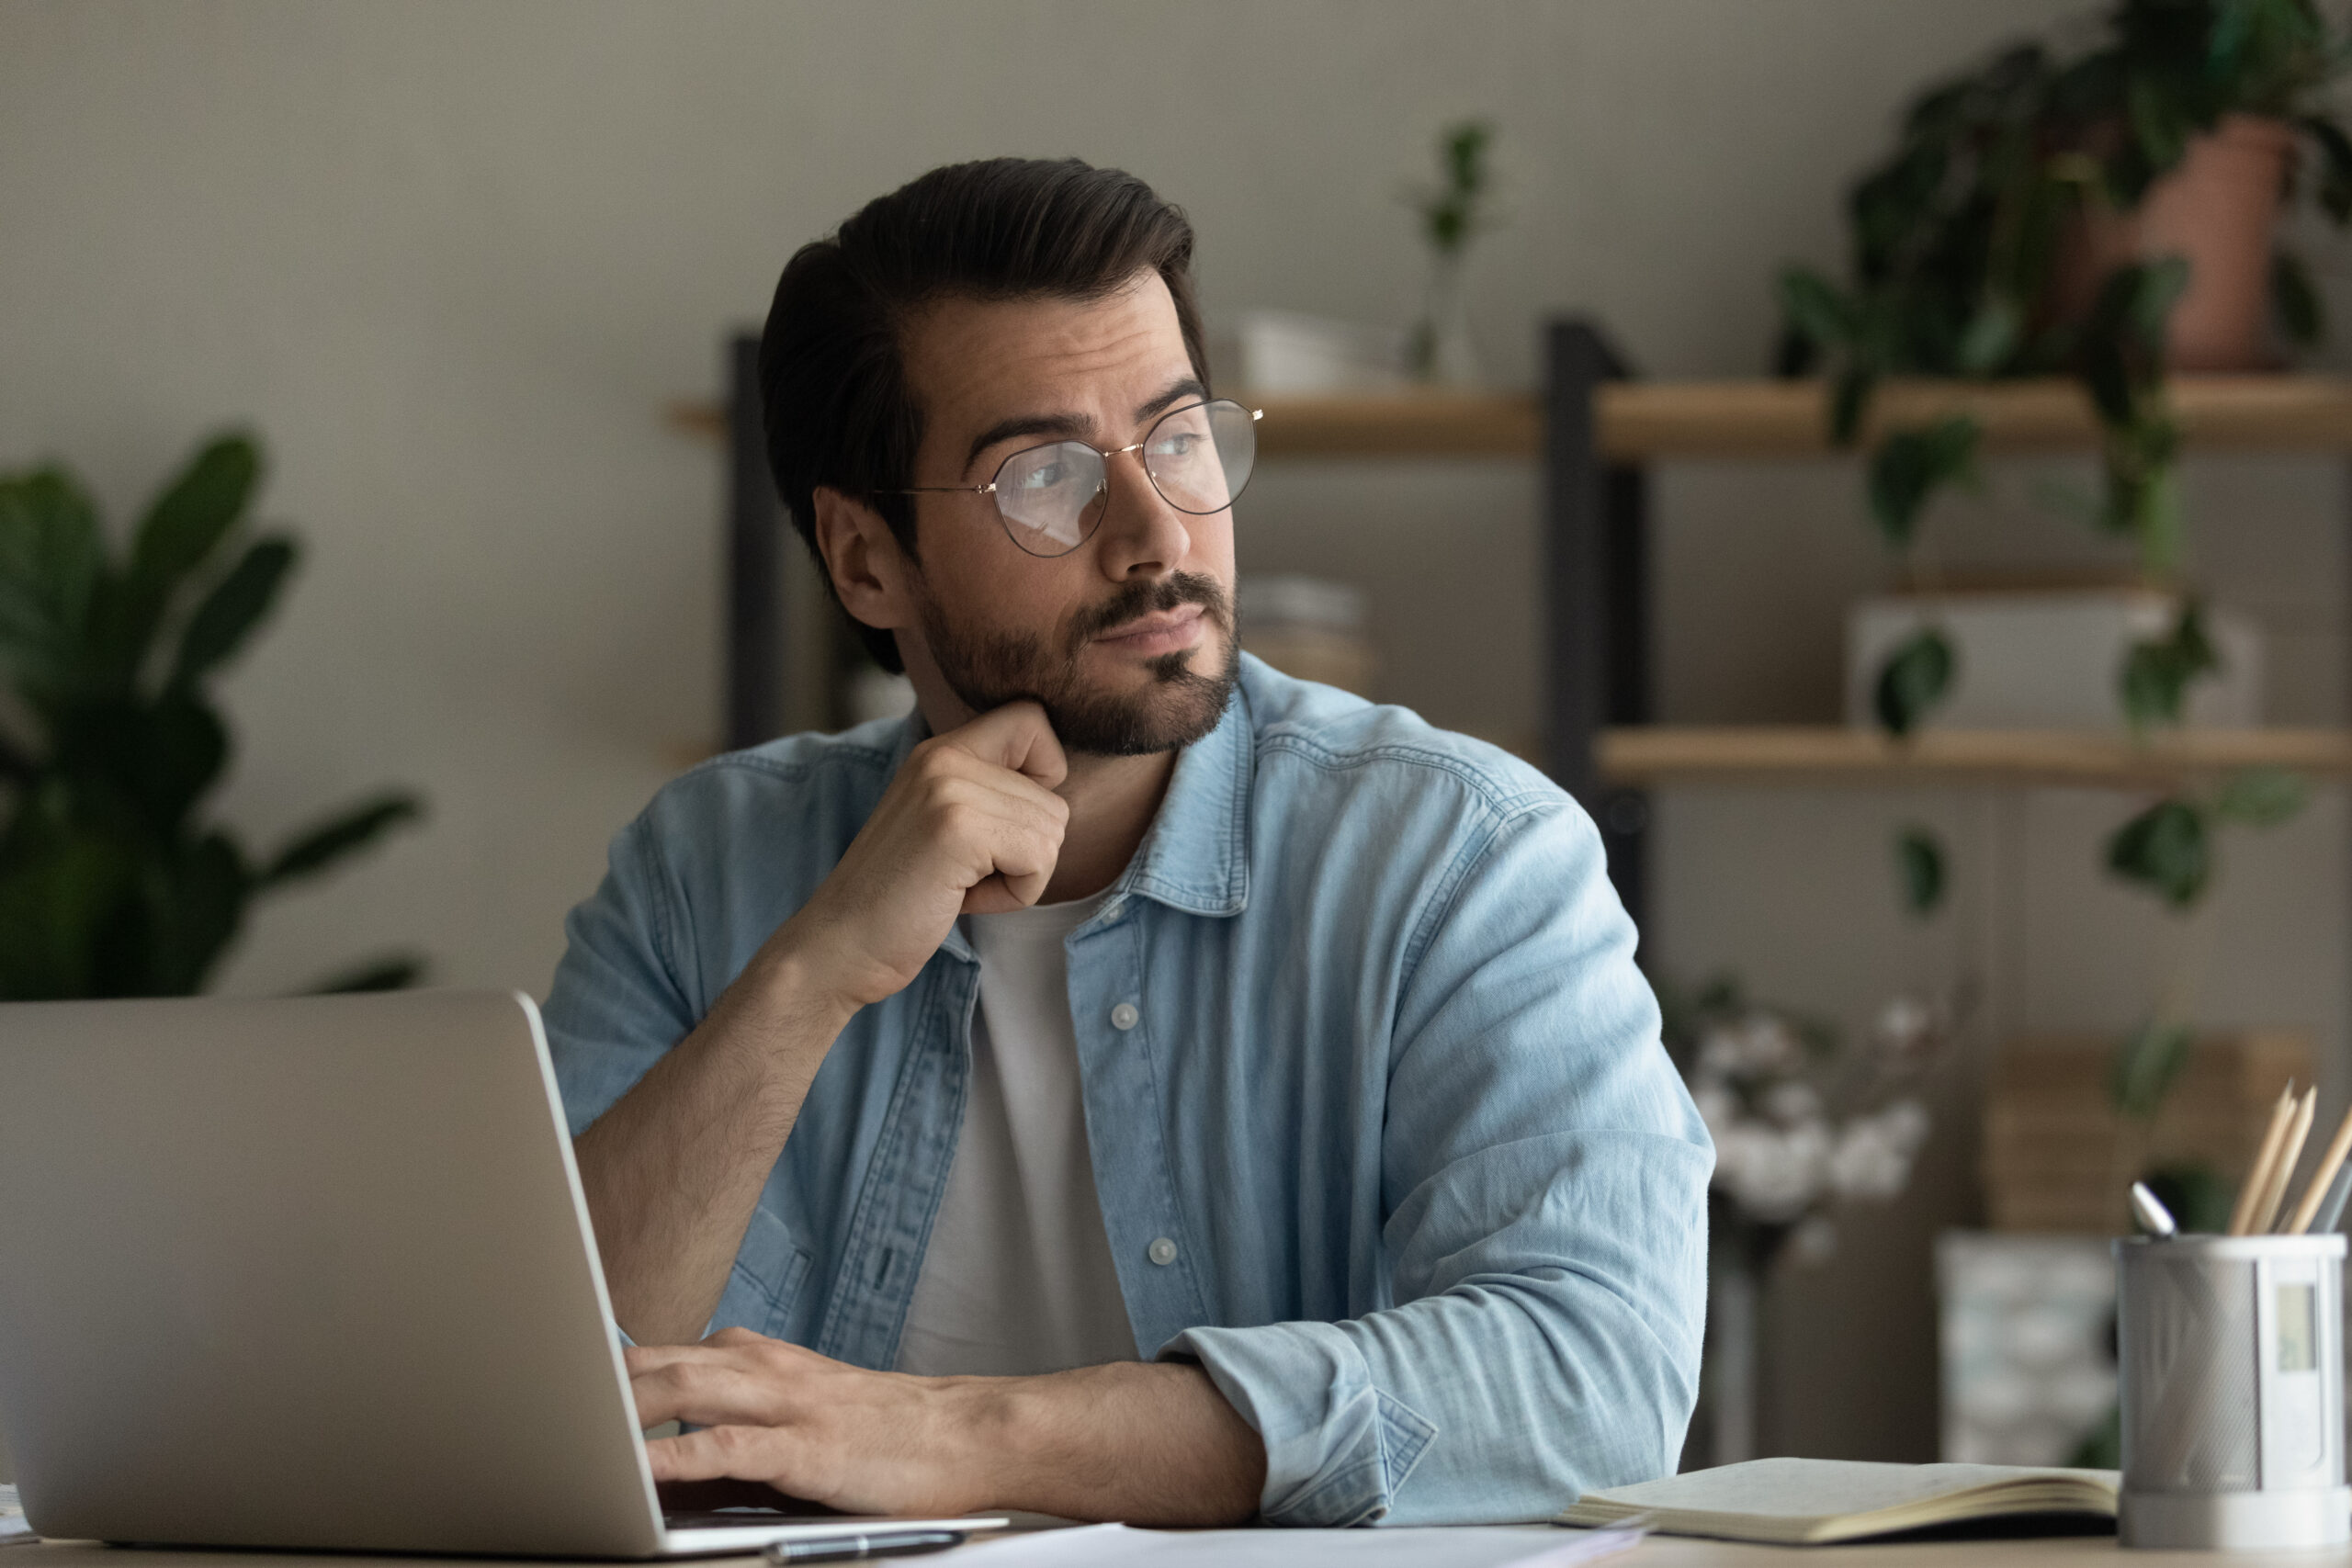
1148, 432, 1203, 458
1015, 461, 1066, 491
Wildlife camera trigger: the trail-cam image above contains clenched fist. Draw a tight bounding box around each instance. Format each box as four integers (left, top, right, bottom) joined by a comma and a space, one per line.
772, 701, 1069, 1014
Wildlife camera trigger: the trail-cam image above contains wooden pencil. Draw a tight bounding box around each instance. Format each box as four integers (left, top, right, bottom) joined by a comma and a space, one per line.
2255, 1086, 2319, 1235
2229, 1086, 2299, 1236
2287, 1101, 2352, 1235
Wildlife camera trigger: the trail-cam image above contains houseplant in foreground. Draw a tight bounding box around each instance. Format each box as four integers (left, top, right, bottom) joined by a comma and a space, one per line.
0, 432, 424, 998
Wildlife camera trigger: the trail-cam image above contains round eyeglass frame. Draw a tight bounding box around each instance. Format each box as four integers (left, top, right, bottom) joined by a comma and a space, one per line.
876, 399, 1263, 558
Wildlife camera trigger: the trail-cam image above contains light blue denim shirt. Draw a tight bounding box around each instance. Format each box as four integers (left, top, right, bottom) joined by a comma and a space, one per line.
545, 654, 1711, 1526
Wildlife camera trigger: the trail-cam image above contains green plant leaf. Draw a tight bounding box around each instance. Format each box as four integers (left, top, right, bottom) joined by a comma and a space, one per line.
2272, 246, 2324, 344
1779, 267, 1860, 352
1867, 416, 1980, 547
2212, 766, 2307, 827
258, 792, 423, 887
1895, 825, 1947, 916
1956, 296, 2022, 373
96, 434, 263, 688
2107, 797, 2210, 908
2301, 114, 2352, 224
1829, 368, 1875, 446
0, 467, 105, 689
304, 952, 428, 994
132, 434, 259, 590
122, 830, 251, 996
1874, 626, 1956, 737
2142, 1160, 2236, 1235
2120, 598, 2220, 729
2111, 1019, 2195, 1121
169, 536, 296, 690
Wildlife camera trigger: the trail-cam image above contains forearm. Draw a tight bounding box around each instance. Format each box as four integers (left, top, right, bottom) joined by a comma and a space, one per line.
575, 942, 853, 1344
972, 1361, 1264, 1526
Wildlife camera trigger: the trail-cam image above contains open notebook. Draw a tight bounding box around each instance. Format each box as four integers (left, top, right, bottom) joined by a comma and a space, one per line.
1555, 1458, 2120, 1545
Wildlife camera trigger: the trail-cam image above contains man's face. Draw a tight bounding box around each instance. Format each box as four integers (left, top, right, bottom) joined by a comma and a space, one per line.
892, 271, 1238, 757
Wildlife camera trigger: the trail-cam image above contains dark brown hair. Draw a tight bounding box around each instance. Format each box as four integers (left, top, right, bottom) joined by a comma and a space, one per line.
758, 157, 1208, 674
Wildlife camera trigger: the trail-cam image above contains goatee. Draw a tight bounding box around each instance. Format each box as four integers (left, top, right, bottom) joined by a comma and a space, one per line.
918, 571, 1238, 756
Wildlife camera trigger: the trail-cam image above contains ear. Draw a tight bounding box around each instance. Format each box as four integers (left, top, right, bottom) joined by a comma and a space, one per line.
811, 488, 916, 635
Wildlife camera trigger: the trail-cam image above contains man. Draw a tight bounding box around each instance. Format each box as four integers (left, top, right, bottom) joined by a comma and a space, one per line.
547, 157, 1710, 1529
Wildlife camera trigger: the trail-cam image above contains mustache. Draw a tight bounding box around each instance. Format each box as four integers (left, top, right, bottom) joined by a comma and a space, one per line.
1062, 573, 1230, 656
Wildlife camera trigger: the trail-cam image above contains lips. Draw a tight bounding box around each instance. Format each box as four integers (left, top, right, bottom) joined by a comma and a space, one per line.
1095, 602, 1213, 649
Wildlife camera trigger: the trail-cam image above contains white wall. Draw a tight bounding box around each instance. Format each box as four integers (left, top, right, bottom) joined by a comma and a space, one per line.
6, 0, 2347, 1468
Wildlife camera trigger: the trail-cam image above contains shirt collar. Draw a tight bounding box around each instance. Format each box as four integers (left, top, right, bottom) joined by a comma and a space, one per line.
1113, 677, 1252, 919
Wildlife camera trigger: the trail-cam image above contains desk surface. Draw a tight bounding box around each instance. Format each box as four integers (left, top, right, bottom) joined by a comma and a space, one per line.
11, 1530, 2351, 1567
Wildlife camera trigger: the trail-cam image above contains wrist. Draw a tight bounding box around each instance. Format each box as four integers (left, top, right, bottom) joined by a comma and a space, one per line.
745, 925, 863, 1031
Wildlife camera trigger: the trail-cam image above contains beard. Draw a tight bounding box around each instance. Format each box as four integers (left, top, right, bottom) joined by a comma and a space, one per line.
915, 570, 1239, 756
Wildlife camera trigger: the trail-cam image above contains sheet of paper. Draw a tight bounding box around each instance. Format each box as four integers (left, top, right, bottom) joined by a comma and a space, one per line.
953, 1519, 1644, 1568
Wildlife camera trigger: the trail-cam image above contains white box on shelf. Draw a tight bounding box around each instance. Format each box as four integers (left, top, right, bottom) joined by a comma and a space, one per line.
1212, 310, 1411, 396
1845, 588, 2264, 730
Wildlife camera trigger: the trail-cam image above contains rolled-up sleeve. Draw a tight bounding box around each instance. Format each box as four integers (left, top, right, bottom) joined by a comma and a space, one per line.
1161, 798, 1712, 1525
542, 812, 699, 1137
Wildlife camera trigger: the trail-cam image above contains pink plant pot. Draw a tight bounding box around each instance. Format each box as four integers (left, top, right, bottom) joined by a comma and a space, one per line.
2052, 113, 2296, 371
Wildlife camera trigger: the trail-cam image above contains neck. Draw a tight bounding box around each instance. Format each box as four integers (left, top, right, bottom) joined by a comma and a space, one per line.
1040, 746, 1177, 902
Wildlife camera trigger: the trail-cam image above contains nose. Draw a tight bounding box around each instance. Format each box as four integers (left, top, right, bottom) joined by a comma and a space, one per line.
1092, 447, 1194, 581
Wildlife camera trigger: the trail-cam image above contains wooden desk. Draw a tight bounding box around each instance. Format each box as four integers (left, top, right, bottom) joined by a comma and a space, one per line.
13, 1530, 2352, 1567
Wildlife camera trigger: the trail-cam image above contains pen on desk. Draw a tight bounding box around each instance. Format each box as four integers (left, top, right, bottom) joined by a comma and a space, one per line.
2228, 1084, 2297, 1235
766, 1529, 966, 1563
2286, 1100, 2352, 1234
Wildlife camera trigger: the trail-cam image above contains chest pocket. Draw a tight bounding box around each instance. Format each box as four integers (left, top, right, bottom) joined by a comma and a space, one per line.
710, 1202, 814, 1337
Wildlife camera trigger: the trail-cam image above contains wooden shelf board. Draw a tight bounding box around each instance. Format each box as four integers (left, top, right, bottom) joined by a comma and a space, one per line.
1598, 374, 2352, 459
673, 375, 2352, 461
1249, 391, 1539, 457
1600, 726, 2352, 788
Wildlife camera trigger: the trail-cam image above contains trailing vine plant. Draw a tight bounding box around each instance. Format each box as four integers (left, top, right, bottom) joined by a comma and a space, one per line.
1776, 0, 2352, 1126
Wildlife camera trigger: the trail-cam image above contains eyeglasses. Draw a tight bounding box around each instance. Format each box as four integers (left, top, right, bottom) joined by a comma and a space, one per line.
880, 399, 1261, 558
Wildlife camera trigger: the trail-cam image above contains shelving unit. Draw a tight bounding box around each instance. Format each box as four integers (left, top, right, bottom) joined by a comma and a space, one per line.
685, 328, 2352, 931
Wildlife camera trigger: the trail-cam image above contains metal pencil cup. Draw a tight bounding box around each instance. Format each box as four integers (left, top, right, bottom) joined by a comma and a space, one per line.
2116, 1233, 2350, 1551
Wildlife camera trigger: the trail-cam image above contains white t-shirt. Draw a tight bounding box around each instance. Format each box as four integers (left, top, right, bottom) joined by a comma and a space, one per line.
892, 889, 1139, 1376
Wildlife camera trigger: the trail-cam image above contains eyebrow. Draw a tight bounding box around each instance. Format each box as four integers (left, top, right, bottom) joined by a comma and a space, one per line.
961, 376, 1210, 475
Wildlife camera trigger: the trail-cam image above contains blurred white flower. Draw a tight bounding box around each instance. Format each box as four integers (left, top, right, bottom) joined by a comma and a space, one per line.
1697, 1012, 1802, 1077
1715, 1115, 1831, 1222
1827, 1100, 1929, 1200
1791, 1213, 1839, 1265
1691, 1081, 1736, 1136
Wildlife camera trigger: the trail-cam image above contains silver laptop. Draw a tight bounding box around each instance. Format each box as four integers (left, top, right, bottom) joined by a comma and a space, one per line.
0, 989, 1004, 1557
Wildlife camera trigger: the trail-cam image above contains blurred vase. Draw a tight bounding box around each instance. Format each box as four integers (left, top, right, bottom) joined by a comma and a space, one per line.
1408, 252, 1482, 387
2051, 114, 2295, 371
1709, 1245, 1760, 1467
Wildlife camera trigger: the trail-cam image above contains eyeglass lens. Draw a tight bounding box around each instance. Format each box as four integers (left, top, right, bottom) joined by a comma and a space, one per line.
993, 399, 1258, 557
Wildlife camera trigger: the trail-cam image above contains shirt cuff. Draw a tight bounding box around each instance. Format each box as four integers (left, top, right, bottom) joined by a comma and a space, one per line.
1159, 1321, 1438, 1527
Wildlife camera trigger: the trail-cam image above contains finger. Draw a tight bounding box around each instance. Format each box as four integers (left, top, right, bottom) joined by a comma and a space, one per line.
942, 701, 1067, 791
646, 1425, 804, 1485
629, 1358, 792, 1429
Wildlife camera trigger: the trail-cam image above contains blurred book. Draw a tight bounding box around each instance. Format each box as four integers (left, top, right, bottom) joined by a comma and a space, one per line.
1983, 1032, 2308, 1234
1239, 575, 1375, 698
1213, 310, 1411, 396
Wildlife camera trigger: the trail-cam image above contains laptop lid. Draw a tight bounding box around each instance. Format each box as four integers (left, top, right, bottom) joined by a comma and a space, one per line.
0, 990, 997, 1558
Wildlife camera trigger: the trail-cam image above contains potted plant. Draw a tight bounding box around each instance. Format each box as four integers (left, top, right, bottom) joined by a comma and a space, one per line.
0, 433, 424, 998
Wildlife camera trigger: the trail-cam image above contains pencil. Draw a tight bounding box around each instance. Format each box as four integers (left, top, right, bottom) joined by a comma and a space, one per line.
2254, 1086, 2319, 1235
2287, 1101, 2352, 1235
2229, 1085, 2299, 1236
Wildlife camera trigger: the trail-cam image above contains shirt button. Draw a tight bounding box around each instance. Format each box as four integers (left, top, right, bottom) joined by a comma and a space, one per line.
1148, 1236, 1179, 1266
1110, 1002, 1140, 1031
